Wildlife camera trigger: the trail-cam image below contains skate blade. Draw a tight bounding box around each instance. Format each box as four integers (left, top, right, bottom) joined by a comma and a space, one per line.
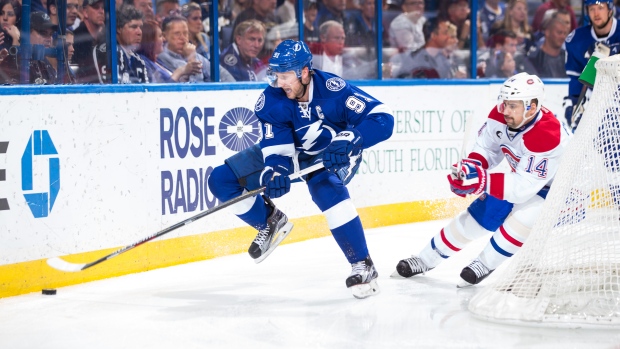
254, 222, 294, 264
456, 280, 475, 288
350, 279, 380, 299
390, 270, 406, 278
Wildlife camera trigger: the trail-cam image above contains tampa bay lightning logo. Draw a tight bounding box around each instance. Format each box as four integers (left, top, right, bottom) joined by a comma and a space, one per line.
22, 130, 60, 218
255, 93, 265, 112
218, 107, 262, 152
224, 54, 237, 66
565, 30, 575, 43
326, 77, 346, 91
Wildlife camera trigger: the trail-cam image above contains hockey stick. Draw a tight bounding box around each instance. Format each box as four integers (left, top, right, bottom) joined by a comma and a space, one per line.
455, 111, 476, 180
570, 85, 588, 130
47, 162, 325, 272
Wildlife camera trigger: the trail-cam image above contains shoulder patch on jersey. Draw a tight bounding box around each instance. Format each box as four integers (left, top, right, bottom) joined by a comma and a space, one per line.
565, 29, 575, 43
326, 77, 346, 91
255, 93, 265, 112
224, 54, 237, 66
488, 107, 507, 125
523, 111, 561, 153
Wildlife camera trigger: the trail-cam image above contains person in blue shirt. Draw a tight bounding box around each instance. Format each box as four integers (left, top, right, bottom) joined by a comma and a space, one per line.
207, 39, 394, 299
564, 0, 620, 127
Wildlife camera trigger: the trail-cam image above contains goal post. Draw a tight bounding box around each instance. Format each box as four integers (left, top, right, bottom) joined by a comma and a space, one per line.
468, 55, 620, 328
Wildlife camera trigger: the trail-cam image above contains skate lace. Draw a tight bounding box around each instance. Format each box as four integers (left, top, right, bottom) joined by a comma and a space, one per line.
405, 256, 428, 273
350, 261, 368, 276
253, 227, 269, 245
468, 260, 490, 278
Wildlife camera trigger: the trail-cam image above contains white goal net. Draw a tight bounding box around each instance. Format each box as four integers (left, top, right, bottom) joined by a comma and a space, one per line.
468, 55, 620, 327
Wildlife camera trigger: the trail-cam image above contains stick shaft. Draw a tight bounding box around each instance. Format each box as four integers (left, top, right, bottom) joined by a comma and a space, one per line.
57, 162, 324, 271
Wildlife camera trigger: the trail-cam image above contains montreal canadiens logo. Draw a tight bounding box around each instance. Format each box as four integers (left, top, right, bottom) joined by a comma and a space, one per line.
218, 107, 262, 152
255, 93, 265, 111
326, 77, 346, 91
224, 54, 237, 66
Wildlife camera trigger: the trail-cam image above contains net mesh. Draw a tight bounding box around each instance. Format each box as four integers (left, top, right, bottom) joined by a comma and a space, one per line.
468, 55, 620, 327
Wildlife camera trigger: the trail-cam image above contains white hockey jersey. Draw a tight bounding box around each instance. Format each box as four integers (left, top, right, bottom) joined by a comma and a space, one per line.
468, 106, 572, 204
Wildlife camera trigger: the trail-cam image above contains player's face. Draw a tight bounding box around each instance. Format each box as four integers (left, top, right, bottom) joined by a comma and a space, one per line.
588, 4, 612, 30
274, 70, 304, 99
236, 29, 265, 60
501, 100, 531, 128
118, 19, 143, 48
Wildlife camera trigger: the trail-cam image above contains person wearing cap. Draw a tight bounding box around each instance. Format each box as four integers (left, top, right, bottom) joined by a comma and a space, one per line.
0, 11, 57, 84
220, 19, 266, 81
72, 0, 104, 83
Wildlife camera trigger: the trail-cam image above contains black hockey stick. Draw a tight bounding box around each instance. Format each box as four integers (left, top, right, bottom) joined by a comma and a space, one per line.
570, 85, 588, 130
47, 162, 324, 272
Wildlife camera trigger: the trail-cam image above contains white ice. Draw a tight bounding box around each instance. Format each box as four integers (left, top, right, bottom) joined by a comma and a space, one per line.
1, 220, 619, 349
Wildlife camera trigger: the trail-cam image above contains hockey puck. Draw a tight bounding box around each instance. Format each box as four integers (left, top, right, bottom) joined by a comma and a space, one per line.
42, 289, 57, 295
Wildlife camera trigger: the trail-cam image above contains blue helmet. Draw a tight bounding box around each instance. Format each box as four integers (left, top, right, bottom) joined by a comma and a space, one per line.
268, 39, 313, 79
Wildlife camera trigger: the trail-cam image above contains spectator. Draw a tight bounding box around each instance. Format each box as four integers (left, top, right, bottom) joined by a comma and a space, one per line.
48, 29, 77, 83
490, 0, 531, 50
484, 29, 535, 76
532, 8, 571, 45
444, 21, 467, 78
276, 0, 295, 23
527, 10, 569, 78
304, 0, 320, 44
266, 20, 298, 52
158, 16, 235, 82
181, 2, 211, 59
72, 0, 105, 83
312, 20, 375, 78
221, 19, 266, 81
479, 0, 505, 42
315, 0, 349, 27
390, 17, 452, 79
47, 0, 81, 29
488, 50, 516, 77
0, 0, 20, 48
382, 0, 403, 46
345, 0, 376, 48
137, 20, 201, 82
0, 11, 57, 84
231, 0, 278, 44
531, 0, 577, 33
66, 0, 81, 28
389, 0, 425, 53
441, 0, 484, 50
125, 0, 156, 20
116, 5, 148, 83
156, 0, 180, 24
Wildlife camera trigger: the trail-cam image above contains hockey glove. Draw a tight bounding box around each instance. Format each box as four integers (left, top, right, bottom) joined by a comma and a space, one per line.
260, 158, 292, 199
323, 129, 363, 173
447, 159, 486, 197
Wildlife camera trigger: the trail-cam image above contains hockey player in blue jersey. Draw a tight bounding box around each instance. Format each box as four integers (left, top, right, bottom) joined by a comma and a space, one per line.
207, 39, 394, 298
564, 0, 620, 127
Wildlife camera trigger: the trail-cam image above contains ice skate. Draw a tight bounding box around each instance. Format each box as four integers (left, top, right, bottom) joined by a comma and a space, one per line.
346, 256, 380, 299
391, 256, 433, 278
248, 204, 294, 264
457, 259, 494, 287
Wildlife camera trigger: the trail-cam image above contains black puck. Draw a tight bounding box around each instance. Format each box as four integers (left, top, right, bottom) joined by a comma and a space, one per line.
42, 289, 57, 295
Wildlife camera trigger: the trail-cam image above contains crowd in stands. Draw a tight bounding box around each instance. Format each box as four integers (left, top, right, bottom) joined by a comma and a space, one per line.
0, 0, 600, 84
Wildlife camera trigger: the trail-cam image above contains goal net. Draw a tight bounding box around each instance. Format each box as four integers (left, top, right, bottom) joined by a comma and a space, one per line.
468, 55, 620, 328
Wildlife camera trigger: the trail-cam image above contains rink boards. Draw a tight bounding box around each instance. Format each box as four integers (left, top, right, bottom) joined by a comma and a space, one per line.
0, 80, 568, 297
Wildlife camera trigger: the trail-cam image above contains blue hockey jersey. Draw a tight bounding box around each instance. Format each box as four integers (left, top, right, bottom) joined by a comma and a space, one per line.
254, 69, 394, 165
565, 18, 620, 98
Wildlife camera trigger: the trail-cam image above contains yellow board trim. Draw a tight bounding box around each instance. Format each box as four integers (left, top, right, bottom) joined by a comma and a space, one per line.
0, 198, 469, 298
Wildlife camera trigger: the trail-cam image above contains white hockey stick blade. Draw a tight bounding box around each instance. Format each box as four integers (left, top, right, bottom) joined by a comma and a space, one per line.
350, 279, 380, 299
47, 257, 86, 272
254, 221, 294, 264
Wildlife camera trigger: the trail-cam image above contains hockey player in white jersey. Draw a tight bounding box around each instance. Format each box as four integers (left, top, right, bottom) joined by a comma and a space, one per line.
208, 39, 394, 298
395, 72, 571, 286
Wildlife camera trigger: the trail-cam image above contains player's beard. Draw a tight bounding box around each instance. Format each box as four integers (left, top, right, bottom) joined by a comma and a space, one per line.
593, 13, 612, 31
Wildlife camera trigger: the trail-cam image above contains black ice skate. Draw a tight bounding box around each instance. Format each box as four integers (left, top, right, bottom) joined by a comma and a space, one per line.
458, 259, 494, 287
392, 256, 433, 278
346, 256, 380, 299
248, 198, 294, 264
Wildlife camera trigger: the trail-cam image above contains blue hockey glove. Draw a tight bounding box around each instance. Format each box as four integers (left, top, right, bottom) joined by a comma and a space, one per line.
322, 129, 363, 173
261, 166, 291, 198
448, 159, 486, 197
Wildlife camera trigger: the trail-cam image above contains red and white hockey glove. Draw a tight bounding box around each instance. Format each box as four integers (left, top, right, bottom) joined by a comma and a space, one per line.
447, 159, 486, 197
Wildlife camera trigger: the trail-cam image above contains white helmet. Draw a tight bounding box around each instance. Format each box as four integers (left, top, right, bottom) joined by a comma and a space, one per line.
497, 73, 545, 124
